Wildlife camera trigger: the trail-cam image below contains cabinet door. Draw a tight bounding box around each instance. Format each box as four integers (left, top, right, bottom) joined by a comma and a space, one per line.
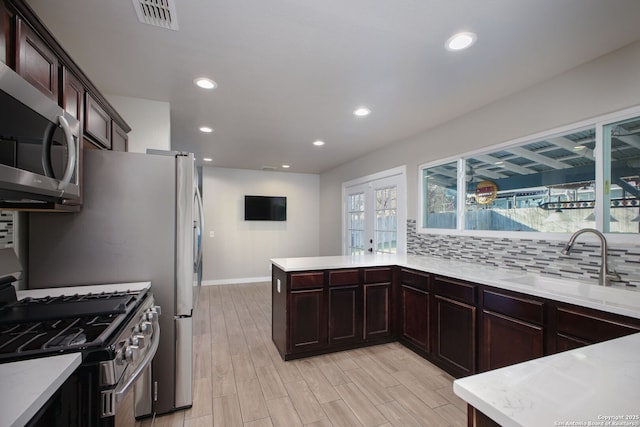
63, 68, 83, 121
328, 285, 362, 346
85, 93, 111, 149
400, 285, 430, 352
111, 121, 128, 152
481, 310, 543, 372
434, 295, 476, 376
364, 283, 390, 341
289, 289, 325, 353
553, 305, 640, 353
15, 18, 58, 102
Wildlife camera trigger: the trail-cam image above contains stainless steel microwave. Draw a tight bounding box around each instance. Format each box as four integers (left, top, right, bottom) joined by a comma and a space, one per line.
0, 61, 80, 206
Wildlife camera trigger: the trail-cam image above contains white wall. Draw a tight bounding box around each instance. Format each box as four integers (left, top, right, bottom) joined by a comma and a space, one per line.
202, 167, 320, 284
105, 95, 171, 152
319, 40, 640, 255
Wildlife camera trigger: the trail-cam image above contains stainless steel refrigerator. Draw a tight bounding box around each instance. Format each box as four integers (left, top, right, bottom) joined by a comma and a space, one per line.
27, 148, 204, 417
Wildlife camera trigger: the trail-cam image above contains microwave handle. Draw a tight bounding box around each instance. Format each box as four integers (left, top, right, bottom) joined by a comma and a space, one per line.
57, 115, 76, 191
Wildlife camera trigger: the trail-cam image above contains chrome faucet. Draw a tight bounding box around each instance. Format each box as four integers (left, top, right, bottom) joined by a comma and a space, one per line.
561, 228, 621, 287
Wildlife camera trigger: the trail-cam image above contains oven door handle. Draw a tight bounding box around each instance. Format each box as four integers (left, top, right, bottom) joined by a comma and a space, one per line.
114, 325, 160, 402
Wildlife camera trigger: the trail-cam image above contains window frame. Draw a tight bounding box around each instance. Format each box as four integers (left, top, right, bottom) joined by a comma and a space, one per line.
417, 105, 640, 244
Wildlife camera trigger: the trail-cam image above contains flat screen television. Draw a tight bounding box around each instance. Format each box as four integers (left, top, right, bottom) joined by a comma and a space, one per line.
244, 195, 287, 221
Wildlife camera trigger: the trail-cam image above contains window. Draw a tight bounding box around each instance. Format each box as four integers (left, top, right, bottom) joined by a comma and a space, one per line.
603, 115, 640, 233
419, 107, 640, 236
422, 160, 458, 229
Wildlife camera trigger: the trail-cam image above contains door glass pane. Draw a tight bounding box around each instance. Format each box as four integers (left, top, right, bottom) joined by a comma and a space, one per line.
603, 116, 640, 233
375, 186, 397, 253
423, 161, 457, 229
347, 192, 365, 255
464, 127, 596, 232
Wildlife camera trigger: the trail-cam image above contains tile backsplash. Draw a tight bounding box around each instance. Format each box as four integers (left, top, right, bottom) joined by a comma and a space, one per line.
406, 220, 640, 284
0, 212, 13, 248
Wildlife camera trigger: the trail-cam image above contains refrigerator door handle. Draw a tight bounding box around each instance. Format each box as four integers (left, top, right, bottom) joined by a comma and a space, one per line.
194, 184, 204, 270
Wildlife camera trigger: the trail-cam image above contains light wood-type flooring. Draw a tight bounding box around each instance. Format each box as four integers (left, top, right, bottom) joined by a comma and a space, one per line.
139, 283, 467, 427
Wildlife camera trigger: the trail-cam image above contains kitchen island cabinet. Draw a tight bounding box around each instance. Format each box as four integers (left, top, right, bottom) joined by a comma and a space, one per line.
272, 265, 396, 360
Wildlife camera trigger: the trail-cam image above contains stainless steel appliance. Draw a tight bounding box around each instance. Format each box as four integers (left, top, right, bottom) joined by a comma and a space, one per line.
0, 282, 160, 426
0, 61, 80, 207
27, 149, 204, 417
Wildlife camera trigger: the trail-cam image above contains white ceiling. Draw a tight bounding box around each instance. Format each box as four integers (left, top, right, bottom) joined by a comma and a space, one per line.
26, 0, 640, 173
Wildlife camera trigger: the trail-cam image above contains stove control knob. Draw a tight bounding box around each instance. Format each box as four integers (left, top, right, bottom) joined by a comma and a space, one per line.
123, 345, 140, 363
131, 334, 146, 349
152, 305, 162, 315
145, 310, 158, 322
139, 321, 153, 336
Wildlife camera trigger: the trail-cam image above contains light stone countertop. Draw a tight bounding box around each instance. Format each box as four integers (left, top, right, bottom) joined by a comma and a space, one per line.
271, 254, 640, 319
453, 332, 640, 427
0, 353, 82, 427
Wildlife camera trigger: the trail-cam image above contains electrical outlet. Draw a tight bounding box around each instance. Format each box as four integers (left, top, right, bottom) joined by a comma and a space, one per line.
209, 231, 215, 238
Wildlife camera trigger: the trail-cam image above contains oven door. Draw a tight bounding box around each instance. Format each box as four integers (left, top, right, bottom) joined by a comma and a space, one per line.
0, 61, 80, 204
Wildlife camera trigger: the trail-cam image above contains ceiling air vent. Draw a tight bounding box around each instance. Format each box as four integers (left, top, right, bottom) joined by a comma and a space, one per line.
132, 0, 179, 31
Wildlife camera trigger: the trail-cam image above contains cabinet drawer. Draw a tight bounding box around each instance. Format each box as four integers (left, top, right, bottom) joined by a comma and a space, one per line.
556, 306, 640, 343
400, 269, 429, 291
482, 289, 544, 325
290, 272, 324, 290
328, 269, 359, 286
364, 267, 392, 284
434, 276, 476, 304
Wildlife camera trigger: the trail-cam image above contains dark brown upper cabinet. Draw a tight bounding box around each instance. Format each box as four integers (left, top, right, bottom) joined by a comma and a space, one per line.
15, 17, 58, 102
85, 93, 112, 149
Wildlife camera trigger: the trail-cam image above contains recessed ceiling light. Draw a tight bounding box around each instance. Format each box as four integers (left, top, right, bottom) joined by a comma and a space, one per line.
313, 140, 325, 146
194, 77, 217, 89
445, 32, 477, 51
573, 145, 586, 151
353, 107, 371, 117
495, 161, 504, 165
199, 126, 213, 133
282, 164, 290, 169
203, 157, 213, 162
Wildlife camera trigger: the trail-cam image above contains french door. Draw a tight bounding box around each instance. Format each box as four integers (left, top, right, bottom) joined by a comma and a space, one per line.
343, 167, 406, 255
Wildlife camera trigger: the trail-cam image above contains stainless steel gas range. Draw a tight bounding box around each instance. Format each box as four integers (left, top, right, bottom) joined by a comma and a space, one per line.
0, 282, 159, 426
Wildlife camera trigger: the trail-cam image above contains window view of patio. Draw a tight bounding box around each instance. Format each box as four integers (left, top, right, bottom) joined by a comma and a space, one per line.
420, 111, 640, 235
604, 115, 640, 233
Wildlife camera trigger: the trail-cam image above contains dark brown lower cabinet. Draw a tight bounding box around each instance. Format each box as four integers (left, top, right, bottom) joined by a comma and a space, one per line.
400, 285, 430, 352
364, 283, 391, 341
328, 285, 362, 345
479, 289, 545, 372
434, 295, 476, 376
481, 310, 543, 371
552, 303, 640, 353
289, 289, 325, 353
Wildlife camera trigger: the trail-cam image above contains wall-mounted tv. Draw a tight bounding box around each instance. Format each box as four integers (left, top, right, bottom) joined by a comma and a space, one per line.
244, 195, 287, 221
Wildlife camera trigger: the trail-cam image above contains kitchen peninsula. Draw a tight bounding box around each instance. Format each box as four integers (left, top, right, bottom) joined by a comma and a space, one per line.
271, 254, 640, 427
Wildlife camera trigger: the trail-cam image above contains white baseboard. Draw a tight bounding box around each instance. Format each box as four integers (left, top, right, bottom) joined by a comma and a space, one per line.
202, 276, 271, 286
